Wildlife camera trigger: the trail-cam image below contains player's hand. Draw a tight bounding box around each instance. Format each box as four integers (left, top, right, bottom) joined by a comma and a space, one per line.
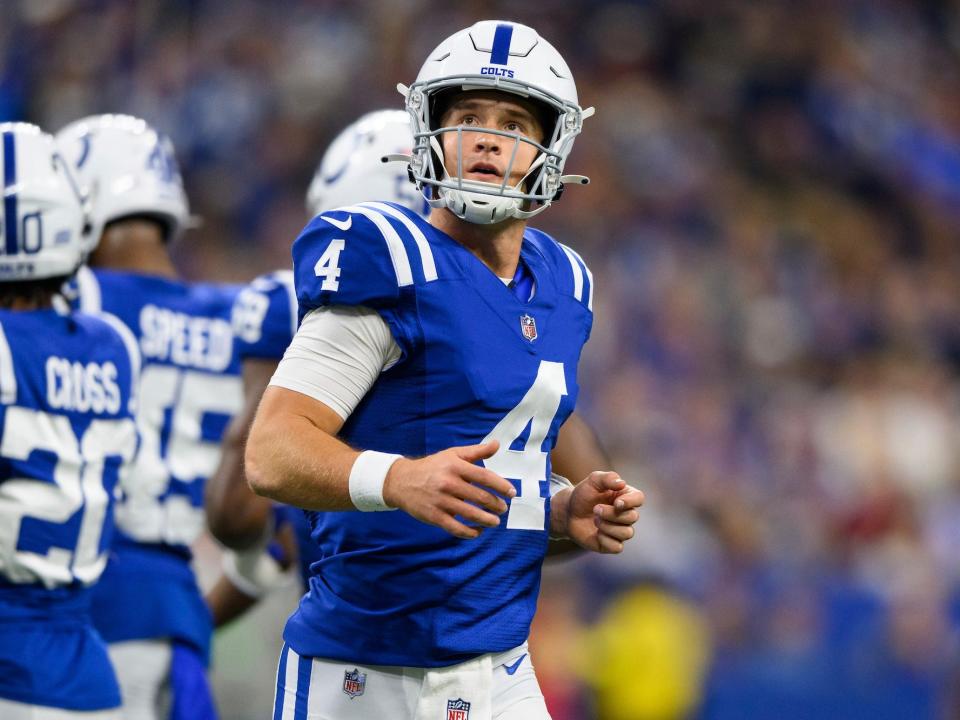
554, 471, 644, 553
382, 440, 516, 539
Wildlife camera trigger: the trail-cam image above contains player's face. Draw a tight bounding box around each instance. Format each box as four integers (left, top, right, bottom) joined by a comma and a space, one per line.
438, 92, 545, 189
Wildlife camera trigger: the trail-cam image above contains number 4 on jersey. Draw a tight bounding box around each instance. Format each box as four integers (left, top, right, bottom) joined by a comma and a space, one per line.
481, 361, 567, 531
314, 239, 345, 291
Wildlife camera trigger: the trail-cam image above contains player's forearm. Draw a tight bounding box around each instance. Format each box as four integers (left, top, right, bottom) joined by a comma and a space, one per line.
206, 575, 260, 628
205, 415, 273, 549
246, 415, 358, 509
551, 411, 612, 484
206, 360, 278, 548
548, 413, 613, 557
245, 386, 359, 510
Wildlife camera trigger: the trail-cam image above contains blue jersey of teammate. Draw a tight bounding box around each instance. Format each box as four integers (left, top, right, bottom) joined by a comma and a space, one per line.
231, 270, 323, 586
75, 267, 243, 663
232, 270, 297, 361
283, 201, 594, 667
0, 308, 138, 711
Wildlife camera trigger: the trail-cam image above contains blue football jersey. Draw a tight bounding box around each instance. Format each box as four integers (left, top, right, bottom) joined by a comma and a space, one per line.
283, 202, 594, 667
232, 270, 297, 361
75, 268, 243, 663
0, 308, 138, 711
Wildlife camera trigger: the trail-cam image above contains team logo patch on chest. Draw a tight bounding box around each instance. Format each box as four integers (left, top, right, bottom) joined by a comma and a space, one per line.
447, 698, 471, 720
519, 314, 538, 342
342, 668, 366, 698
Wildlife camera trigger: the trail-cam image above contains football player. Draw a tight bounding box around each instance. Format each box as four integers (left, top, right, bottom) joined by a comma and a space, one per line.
205, 109, 612, 624
245, 20, 643, 720
0, 123, 138, 719
56, 115, 242, 720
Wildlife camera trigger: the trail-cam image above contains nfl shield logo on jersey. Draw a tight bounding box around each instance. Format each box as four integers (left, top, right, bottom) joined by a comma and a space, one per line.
342, 668, 366, 698
446, 698, 471, 720
519, 314, 538, 342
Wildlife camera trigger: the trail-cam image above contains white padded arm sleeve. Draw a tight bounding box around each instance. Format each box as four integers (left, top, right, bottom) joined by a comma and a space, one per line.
269, 306, 402, 420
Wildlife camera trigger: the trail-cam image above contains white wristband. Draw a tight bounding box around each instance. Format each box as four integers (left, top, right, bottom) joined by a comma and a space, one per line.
349, 450, 403, 511
222, 548, 283, 599
548, 472, 575, 540
549, 472, 574, 497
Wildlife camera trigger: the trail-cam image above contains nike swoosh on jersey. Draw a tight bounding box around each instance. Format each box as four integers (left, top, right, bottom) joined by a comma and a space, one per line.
322, 215, 352, 232
503, 653, 527, 676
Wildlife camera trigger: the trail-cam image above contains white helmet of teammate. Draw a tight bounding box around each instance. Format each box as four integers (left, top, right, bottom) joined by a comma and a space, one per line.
399, 20, 593, 225
0, 123, 87, 281
306, 110, 428, 218
55, 114, 189, 251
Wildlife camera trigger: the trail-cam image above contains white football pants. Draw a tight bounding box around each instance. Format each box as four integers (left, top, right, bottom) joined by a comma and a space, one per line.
272, 642, 551, 720
0, 698, 121, 719
107, 640, 172, 720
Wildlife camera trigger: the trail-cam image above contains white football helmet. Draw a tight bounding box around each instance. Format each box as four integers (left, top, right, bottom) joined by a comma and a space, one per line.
399, 20, 593, 225
0, 122, 87, 281
306, 110, 428, 218
55, 114, 189, 251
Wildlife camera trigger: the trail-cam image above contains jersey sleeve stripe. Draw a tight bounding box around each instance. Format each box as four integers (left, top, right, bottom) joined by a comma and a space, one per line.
565, 245, 594, 311
75, 266, 102, 313
363, 202, 438, 282
559, 244, 585, 303
97, 312, 142, 414
0, 322, 17, 404
338, 205, 414, 287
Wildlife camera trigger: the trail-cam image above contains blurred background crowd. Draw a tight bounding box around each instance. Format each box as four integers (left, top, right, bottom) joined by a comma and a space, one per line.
5, 0, 960, 718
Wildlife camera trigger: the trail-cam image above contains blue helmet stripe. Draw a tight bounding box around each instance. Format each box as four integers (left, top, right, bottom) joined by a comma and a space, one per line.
490, 23, 514, 65
2, 131, 17, 256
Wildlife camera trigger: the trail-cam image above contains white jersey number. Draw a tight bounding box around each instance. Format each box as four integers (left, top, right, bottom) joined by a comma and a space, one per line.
481, 361, 567, 531
232, 288, 271, 344
314, 239, 345, 292
117, 365, 241, 546
0, 407, 136, 587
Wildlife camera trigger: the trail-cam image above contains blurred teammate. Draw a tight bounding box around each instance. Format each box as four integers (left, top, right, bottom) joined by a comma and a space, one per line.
204, 110, 428, 620
0, 123, 138, 719
246, 20, 643, 719
56, 115, 242, 720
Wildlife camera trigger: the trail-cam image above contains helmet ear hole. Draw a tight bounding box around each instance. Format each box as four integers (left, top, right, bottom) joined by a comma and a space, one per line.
429, 89, 462, 132
0, 123, 88, 281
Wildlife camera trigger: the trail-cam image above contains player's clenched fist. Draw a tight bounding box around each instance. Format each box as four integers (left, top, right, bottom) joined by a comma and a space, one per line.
382, 440, 516, 539
551, 471, 645, 554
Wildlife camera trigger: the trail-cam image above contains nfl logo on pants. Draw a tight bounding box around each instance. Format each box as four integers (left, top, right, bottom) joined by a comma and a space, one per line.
447, 698, 471, 720
342, 668, 366, 698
